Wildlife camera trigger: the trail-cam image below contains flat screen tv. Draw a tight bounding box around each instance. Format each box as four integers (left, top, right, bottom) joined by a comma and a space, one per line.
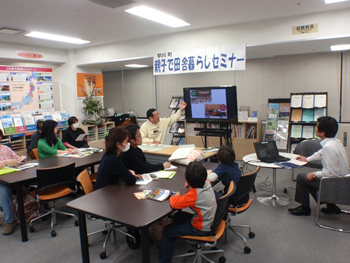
183, 85, 238, 123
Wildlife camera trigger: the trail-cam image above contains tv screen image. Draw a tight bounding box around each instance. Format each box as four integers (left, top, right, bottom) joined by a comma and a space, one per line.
183, 86, 238, 123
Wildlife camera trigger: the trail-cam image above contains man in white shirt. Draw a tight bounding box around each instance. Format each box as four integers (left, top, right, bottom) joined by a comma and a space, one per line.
140, 101, 187, 144
288, 116, 350, 216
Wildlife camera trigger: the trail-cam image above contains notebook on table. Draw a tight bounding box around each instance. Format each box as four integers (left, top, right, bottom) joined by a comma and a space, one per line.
253, 141, 290, 163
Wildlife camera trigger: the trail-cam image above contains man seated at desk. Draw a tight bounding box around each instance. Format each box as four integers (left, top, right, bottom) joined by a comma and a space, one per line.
120, 124, 171, 174
140, 100, 187, 144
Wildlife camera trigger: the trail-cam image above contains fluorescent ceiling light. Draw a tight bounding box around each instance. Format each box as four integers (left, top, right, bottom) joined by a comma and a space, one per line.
330, 44, 350, 51
125, 6, 190, 28
324, 0, 349, 4
25, 31, 90, 44
125, 64, 149, 68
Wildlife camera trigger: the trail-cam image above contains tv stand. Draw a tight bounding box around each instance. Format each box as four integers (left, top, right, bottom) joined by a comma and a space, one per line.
194, 127, 232, 148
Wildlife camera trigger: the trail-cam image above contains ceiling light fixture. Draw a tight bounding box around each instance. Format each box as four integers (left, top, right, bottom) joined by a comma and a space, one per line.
330, 44, 350, 51
125, 64, 149, 68
0, 27, 24, 35
125, 5, 190, 28
25, 31, 90, 44
324, 0, 349, 4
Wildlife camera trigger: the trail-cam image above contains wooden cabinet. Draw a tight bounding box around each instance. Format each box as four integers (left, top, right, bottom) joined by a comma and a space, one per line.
80, 122, 115, 149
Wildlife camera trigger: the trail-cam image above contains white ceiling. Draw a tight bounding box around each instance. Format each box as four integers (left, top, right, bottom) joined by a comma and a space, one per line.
1, 0, 350, 70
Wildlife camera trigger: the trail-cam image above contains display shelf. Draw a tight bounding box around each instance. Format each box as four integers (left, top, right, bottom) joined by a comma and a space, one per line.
169, 95, 185, 145
80, 122, 115, 149
288, 92, 328, 152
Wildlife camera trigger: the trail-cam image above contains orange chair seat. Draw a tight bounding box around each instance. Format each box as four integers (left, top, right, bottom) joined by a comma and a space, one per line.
90, 172, 97, 183
228, 198, 252, 214
30, 185, 72, 201
180, 220, 225, 242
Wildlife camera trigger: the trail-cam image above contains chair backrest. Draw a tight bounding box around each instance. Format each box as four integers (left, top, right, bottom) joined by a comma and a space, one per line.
77, 169, 94, 194
293, 139, 322, 169
211, 181, 235, 234
232, 166, 260, 207
319, 176, 350, 206
36, 162, 76, 192
32, 148, 40, 159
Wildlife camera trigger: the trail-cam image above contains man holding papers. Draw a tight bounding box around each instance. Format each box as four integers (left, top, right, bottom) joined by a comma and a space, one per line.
140, 100, 187, 144
288, 116, 350, 216
62, 116, 88, 149
120, 124, 171, 174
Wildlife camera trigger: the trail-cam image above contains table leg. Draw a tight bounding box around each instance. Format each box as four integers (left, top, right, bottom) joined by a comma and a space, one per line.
140, 226, 150, 263
257, 168, 292, 206
15, 183, 28, 242
78, 212, 90, 263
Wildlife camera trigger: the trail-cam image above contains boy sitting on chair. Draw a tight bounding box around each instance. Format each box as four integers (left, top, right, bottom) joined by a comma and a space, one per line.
158, 162, 217, 263
207, 145, 248, 206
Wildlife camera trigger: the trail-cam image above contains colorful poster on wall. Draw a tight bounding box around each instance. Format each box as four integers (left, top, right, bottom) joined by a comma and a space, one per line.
77, 73, 103, 98
0, 66, 53, 112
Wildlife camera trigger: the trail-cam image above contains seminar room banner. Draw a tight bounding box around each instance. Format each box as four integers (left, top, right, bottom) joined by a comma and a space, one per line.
153, 44, 246, 75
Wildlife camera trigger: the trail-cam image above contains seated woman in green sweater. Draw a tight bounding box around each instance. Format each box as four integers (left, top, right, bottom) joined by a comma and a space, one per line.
38, 120, 77, 158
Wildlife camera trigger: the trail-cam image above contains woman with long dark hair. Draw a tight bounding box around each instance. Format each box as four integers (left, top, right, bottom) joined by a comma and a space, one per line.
94, 127, 142, 190
37, 120, 77, 158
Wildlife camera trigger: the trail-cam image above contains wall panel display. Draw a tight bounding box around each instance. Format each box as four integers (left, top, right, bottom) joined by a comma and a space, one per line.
0, 66, 53, 112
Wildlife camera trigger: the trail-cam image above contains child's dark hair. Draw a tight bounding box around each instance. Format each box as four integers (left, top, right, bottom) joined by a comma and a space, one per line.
185, 162, 207, 188
217, 145, 235, 165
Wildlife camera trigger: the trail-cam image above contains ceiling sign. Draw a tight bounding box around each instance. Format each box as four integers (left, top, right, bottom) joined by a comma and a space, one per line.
292, 24, 318, 35
153, 44, 246, 75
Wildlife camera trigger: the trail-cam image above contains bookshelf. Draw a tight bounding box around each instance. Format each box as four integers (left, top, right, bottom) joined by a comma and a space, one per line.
80, 121, 115, 149
185, 120, 262, 160
288, 92, 328, 152
168, 95, 186, 145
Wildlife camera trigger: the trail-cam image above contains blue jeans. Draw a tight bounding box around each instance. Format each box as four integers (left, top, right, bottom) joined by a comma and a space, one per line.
159, 211, 211, 263
0, 182, 14, 224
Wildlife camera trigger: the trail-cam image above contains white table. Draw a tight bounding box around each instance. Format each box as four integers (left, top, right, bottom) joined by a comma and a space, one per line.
243, 153, 305, 206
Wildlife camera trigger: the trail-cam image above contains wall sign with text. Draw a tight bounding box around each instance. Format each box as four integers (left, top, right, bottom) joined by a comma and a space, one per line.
153, 45, 246, 75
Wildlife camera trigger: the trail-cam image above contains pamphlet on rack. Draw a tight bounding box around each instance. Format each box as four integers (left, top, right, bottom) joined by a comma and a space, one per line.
146, 187, 172, 201
169, 144, 195, 160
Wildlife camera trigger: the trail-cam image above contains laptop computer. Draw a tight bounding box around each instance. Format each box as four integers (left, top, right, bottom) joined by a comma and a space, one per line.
253, 141, 290, 163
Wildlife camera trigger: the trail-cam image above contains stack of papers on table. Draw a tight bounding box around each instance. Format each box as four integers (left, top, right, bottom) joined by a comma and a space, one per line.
164, 165, 177, 171
169, 144, 195, 160
136, 174, 153, 185
11, 163, 39, 171
150, 171, 176, 179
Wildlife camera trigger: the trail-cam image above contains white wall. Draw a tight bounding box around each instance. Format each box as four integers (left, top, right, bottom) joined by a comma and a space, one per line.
104, 52, 345, 122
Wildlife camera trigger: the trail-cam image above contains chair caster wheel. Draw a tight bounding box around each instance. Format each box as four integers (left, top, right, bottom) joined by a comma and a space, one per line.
218, 256, 226, 263
102, 230, 108, 235
244, 246, 251, 254
74, 221, 79, 226
249, 232, 255, 238
29, 226, 35, 233
51, 230, 57, 237
100, 252, 107, 259
126, 236, 137, 250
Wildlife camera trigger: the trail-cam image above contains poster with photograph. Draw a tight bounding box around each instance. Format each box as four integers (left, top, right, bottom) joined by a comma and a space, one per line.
77, 73, 103, 97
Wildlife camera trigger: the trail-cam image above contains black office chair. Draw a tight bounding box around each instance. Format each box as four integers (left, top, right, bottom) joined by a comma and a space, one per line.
226, 166, 260, 254
173, 181, 235, 263
292, 139, 322, 181
77, 170, 136, 259
316, 176, 350, 232
29, 162, 78, 237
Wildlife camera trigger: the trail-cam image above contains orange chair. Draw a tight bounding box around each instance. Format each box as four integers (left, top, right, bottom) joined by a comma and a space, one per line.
31, 148, 40, 159
227, 166, 260, 254
89, 172, 97, 183
174, 181, 235, 263
77, 169, 136, 259
29, 162, 78, 237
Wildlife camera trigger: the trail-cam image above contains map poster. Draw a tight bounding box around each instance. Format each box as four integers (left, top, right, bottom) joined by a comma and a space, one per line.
0, 66, 53, 112
77, 73, 103, 98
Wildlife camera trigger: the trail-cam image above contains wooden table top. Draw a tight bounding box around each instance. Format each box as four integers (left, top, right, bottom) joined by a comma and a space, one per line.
67, 162, 219, 228
0, 151, 104, 184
